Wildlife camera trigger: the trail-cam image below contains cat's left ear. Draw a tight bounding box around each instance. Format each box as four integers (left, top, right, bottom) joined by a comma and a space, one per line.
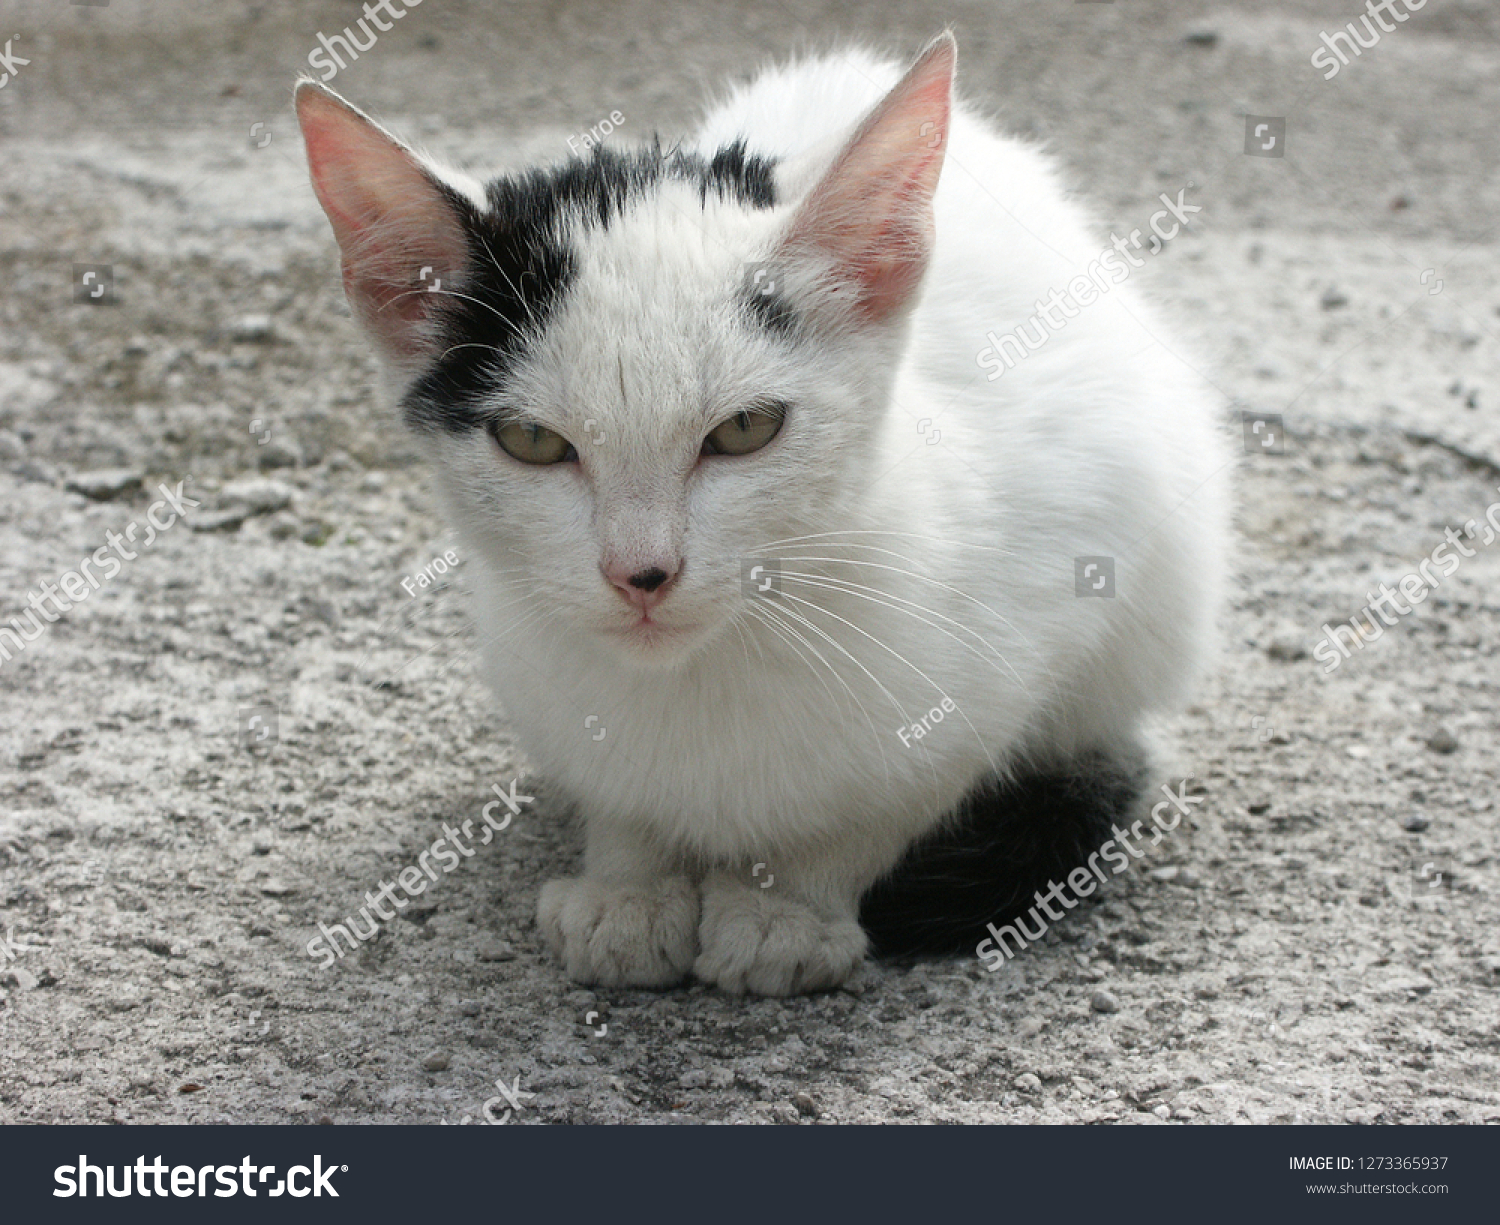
296, 81, 471, 366
777, 33, 955, 325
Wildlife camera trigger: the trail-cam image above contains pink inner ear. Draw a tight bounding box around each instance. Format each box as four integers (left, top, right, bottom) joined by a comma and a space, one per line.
779, 36, 955, 325
297, 84, 470, 362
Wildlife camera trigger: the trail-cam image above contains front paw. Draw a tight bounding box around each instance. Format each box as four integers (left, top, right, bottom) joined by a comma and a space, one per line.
537, 875, 699, 988
694, 872, 867, 996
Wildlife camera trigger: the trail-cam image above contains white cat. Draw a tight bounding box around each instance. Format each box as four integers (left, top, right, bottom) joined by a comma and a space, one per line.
296, 33, 1229, 996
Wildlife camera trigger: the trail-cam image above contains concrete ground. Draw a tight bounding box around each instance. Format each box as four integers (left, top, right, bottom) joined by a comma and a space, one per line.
0, 0, 1496, 1124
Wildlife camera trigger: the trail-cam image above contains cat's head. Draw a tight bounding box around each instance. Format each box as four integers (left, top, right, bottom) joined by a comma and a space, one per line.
297, 36, 954, 668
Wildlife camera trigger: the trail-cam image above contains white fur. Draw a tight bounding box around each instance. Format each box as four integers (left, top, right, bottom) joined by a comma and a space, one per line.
354, 45, 1229, 994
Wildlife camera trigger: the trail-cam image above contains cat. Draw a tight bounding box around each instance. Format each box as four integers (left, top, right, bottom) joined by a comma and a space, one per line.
295, 32, 1229, 996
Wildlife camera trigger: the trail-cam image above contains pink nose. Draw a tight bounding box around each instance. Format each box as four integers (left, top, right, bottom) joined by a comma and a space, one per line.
603, 560, 681, 612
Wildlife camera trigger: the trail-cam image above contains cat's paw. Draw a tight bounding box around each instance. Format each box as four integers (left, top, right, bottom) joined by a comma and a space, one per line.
694, 873, 867, 996
537, 875, 700, 988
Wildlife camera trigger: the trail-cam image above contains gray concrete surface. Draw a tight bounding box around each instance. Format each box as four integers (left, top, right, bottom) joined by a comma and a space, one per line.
0, 0, 1496, 1124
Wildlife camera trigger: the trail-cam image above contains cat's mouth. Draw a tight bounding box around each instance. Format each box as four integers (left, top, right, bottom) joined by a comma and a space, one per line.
606, 614, 699, 654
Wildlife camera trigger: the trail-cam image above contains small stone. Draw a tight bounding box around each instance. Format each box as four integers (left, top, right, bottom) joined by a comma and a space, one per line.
189, 508, 250, 534
1265, 639, 1307, 661
228, 314, 276, 343
678, 1069, 710, 1090
1152, 1103, 1172, 1119
258, 878, 294, 897
4, 966, 38, 991
1090, 989, 1120, 1014
1345, 744, 1370, 759
457, 999, 481, 1017
1425, 729, 1459, 754
257, 438, 302, 470
421, 1052, 451, 1072
1183, 29, 1218, 47
65, 468, 143, 500
220, 477, 294, 516
792, 1092, 819, 1119
1320, 287, 1349, 310
1400, 813, 1430, 833
477, 939, 516, 962
1149, 865, 1179, 881
1013, 1073, 1043, 1094
1247, 801, 1271, 815
1017, 1016, 1045, 1039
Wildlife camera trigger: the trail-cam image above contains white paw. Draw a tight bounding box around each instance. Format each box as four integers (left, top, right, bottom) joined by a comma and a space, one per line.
537, 875, 699, 988
694, 873, 867, 996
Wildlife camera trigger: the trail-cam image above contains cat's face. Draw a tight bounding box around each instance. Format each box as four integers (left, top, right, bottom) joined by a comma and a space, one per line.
297, 42, 952, 666
425, 197, 895, 667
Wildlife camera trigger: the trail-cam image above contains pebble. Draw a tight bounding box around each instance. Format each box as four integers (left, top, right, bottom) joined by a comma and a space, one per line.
1152, 1103, 1172, 1119
1090, 990, 1120, 1014
477, 939, 516, 962
1320, 287, 1349, 310
189, 508, 250, 534
421, 1052, 451, 1072
228, 314, 276, 343
257, 438, 302, 470
1017, 1016, 1045, 1039
219, 477, 294, 516
1013, 1073, 1043, 1094
65, 468, 143, 500
1400, 813, 1430, 833
678, 1069, 710, 1090
792, 1092, 819, 1118
1266, 639, 1307, 661
457, 1000, 481, 1017
1426, 728, 1459, 754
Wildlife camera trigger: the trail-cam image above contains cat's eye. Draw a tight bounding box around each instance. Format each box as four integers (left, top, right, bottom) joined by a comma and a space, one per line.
703, 401, 787, 457
490, 420, 577, 465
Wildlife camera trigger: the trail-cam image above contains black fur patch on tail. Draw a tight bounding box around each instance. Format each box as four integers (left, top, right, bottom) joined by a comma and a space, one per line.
859, 749, 1149, 958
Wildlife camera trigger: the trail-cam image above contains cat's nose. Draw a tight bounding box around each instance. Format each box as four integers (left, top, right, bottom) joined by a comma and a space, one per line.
603, 559, 681, 612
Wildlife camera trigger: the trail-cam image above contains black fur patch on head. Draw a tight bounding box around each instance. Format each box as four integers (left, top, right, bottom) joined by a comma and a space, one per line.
859, 748, 1150, 959
743, 283, 799, 337
401, 140, 780, 434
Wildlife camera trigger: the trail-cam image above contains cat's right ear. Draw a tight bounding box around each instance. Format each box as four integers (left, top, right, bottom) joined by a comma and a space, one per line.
295, 81, 471, 367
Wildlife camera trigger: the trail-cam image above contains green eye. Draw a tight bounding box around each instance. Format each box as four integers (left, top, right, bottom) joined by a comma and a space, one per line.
490, 420, 576, 465
704, 401, 787, 456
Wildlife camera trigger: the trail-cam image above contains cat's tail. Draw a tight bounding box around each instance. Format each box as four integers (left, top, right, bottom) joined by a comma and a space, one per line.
858, 749, 1149, 958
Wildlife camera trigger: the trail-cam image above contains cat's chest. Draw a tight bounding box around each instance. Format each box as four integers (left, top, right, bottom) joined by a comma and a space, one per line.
479, 626, 987, 841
